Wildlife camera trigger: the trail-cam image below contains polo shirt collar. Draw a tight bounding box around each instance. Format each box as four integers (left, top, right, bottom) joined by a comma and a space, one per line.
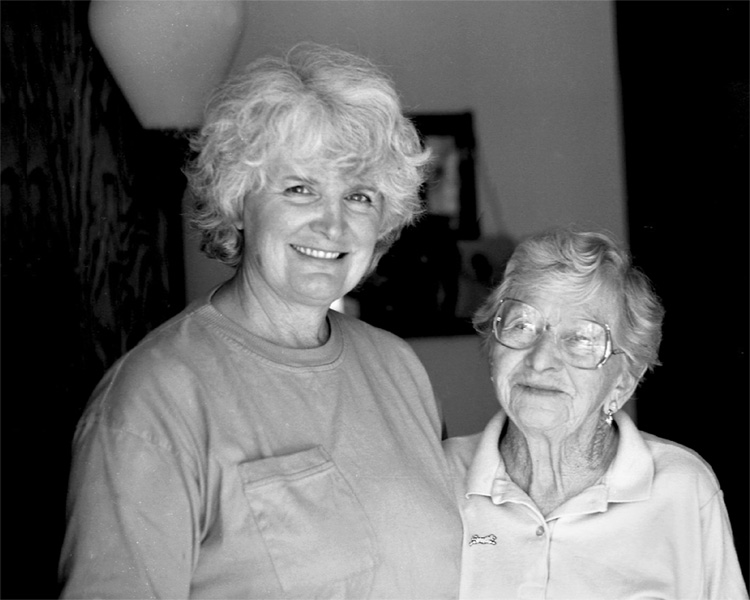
464, 409, 654, 508
465, 410, 506, 499
604, 410, 654, 502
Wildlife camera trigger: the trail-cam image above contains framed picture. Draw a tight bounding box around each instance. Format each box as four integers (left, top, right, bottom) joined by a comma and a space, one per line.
351, 112, 481, 338
410, 112, 479, 240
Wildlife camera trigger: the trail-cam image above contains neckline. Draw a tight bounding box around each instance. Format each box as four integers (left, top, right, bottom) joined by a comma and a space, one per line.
196, 287, 345, 370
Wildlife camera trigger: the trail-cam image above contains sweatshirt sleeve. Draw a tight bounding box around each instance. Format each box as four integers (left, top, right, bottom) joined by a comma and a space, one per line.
58, 359, 203, 599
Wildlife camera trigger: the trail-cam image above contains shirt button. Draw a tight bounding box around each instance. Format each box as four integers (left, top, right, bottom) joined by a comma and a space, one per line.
535, 526, 544, 537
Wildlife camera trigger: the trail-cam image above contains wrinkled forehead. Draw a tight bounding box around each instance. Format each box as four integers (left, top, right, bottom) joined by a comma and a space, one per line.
510, 279, 621, 325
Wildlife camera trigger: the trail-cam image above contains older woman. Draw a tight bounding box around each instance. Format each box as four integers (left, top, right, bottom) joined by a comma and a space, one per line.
445, 229, 747, 599
59, 43, 461, 598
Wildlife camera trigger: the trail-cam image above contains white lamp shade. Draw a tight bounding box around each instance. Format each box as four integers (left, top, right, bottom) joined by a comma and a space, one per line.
89, 0, 246, 129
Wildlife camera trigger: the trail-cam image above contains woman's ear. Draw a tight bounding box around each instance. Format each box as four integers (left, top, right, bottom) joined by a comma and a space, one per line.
612, 366, 642, 411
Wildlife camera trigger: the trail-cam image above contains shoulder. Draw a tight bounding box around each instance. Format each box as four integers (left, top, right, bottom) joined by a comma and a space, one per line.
331, 311, 443, 418
109, 303, 213, 388
443, 433, 482, 476
79, 302, 218, 443
642, 430, 723, 499
332, 310, 406, 343
332, 310, 420, 359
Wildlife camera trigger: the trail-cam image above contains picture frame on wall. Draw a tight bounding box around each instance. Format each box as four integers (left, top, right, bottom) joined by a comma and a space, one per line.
350, 112, 481, 338
410, 112, 479, 240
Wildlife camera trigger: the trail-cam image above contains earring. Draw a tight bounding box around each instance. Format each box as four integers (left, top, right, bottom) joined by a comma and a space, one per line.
604, 401, 618, 426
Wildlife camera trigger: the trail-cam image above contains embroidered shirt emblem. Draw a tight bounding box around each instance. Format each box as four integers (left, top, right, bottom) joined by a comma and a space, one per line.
469, 534, 497, 546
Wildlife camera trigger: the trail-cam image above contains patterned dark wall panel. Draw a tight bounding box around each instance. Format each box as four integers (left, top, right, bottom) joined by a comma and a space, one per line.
1, 1, 186, 597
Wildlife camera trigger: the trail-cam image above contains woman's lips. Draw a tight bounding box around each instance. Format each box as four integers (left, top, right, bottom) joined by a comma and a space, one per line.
516, 383, 564, 396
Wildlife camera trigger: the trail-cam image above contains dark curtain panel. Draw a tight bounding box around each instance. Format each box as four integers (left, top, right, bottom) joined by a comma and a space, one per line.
1, 1, 187, 596
617, 0, 749, 588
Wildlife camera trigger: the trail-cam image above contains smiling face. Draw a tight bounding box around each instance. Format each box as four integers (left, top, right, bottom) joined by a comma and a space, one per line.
490, 284, 636, 442
237, 158, 384, 310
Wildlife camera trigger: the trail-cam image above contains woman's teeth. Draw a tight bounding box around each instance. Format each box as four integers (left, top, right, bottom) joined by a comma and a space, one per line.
292, 245, 343, 260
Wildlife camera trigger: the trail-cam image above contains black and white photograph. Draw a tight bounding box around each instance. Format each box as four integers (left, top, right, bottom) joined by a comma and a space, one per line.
2, 1, 747, 597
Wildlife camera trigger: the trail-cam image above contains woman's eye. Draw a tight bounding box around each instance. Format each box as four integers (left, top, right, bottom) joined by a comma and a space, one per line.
285, 185, 312, 195
563, 330, 601, 350
506, 319, 534, 333
347, 192, 373, 204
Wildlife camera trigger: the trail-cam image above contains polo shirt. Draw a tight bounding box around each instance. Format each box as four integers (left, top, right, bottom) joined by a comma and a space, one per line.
444, 410, 748, 599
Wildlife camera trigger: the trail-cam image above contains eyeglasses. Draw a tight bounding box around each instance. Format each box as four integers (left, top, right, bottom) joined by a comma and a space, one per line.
492, 298, 623, 370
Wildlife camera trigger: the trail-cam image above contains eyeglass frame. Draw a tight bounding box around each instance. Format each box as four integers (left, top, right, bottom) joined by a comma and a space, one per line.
491, 298, 624, 370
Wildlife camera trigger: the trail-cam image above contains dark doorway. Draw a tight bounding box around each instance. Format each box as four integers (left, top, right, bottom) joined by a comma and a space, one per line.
617, 0, 748, 587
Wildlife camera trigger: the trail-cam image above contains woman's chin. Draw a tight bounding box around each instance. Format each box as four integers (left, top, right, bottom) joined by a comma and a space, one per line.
512, 402, 566, 433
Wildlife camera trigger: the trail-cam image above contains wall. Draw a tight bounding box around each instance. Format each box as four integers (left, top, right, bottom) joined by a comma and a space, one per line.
183, 0, 627, 301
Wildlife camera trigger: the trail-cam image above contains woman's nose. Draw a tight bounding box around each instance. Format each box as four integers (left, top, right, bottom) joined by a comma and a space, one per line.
524, 329, 564, 371
312, 197, 345, 238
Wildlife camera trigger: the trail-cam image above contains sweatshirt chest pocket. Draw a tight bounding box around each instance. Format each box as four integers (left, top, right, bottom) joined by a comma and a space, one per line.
238, 446, 378, 594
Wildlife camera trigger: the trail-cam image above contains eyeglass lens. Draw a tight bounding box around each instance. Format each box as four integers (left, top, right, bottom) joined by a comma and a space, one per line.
493, 299, 608, 369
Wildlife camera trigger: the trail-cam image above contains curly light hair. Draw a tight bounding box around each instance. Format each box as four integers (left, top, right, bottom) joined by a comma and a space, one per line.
473, 228, 665, 380
185, 42, 430, 268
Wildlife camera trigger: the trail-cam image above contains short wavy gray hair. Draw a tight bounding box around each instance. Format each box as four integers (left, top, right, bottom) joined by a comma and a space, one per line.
473, 228, 664, 380
185, 42, 430, 268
